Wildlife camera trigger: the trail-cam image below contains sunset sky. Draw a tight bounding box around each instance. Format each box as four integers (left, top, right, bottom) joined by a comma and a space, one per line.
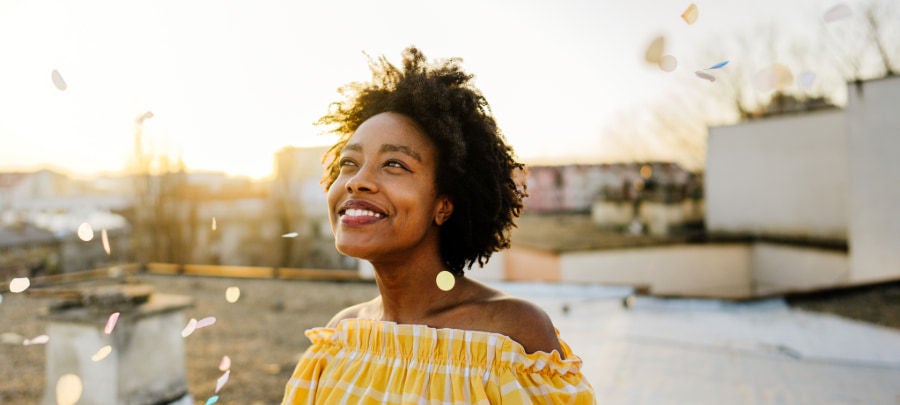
0, 0, 847, 179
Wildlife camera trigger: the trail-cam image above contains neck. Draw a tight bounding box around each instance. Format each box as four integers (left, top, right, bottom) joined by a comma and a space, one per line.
370, 253, 460, 324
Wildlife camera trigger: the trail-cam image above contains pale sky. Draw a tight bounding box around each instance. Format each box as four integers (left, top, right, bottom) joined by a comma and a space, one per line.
0, 0, 841, 179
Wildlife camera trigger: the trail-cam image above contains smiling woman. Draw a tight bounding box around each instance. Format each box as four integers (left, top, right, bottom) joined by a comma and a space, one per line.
281, 47, 596, 404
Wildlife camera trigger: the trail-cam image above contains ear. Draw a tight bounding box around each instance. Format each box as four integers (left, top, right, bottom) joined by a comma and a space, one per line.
434, 196, 454, 226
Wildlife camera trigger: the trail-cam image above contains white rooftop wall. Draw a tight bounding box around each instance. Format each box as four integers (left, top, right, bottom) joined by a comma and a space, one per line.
847, 77, 900, 282
705, 109, 848, 239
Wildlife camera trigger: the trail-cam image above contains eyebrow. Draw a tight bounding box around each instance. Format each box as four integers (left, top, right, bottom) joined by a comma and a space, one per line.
343, 143, 422, 162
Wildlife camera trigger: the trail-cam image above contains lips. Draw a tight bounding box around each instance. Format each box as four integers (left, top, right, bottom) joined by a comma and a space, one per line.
338, 200, 387, 226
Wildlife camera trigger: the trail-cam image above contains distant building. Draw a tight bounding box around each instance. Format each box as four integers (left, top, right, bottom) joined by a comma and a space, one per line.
524, 162, 702, 236
480, 76, 900, 298
272, 146, 353, 269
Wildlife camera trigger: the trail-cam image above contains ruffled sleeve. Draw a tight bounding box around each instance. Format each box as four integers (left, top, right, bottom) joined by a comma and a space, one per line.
282, 319, 596, 404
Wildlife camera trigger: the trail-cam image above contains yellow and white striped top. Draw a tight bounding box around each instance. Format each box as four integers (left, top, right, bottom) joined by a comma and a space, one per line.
282, 318, 596, 404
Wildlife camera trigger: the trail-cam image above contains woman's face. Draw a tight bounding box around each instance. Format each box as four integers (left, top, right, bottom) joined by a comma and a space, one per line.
327, 112, 452, 263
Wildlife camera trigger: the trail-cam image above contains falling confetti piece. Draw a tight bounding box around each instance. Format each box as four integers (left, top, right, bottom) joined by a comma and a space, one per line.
225, 286, 240, 303
436, 271, 456, 291
695, 71, 716, 82
681, 3, 698, 25
281, 232, 298, 238
823, 3, 852, 22
51, 69, 68, 91
798, 71, 817, 88
644, 35, 666, 63
753, 64, 793, 92
104, 312, 120, 334
181, 318, 198, 338
77, 222, 94, 241
205, 395, 219, 405
0, 293, 3, 303
219, 355, 231, 371
706, 61, 729, 70
1, 332, 24, 345
91, 345, 112, 362
56, 374, 82, 405
215, 370, 230, 393
101, 229, 111, 255
211, 217, 217, 231
197, 316, 217, 329
10, 277, 30, 293
24, 334, 50, 346
658, 54, 678, 72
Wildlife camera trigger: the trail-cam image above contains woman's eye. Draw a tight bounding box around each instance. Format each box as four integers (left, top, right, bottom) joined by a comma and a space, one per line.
385, 160, 407, 170
339, 158, 357, 167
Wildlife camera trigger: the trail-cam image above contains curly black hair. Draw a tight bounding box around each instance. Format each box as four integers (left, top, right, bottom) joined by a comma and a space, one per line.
318, 46, 526, 276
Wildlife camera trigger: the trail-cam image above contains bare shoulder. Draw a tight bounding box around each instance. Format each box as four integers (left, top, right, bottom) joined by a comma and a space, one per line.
482, 295, 564, 357
325, 297, 380, 328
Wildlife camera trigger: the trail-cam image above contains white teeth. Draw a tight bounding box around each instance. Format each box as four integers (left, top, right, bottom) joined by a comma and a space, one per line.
343, 209, 383, 218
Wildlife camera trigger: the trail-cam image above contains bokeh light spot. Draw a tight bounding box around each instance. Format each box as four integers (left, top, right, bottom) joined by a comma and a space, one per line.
658, 55, 678, 72
56, 374, 82, 405
225, 287, 241, 303
436, 271, 456, 291
77, 223, 94, 241
10, 277, 30, 293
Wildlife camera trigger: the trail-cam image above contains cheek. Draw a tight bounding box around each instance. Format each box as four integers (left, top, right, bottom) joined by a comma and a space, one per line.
326, 180, 344, 217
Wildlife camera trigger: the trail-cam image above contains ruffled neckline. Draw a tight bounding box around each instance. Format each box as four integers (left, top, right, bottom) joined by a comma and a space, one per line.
305, 318, 584, 375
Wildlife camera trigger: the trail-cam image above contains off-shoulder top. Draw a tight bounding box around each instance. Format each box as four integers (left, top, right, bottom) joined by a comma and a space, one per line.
282, 318, 596, 404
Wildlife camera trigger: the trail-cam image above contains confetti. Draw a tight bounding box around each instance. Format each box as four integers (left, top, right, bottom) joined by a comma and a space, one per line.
181, 318, 198, 338
10, 277, 30, 293
205, 395, 219, 405
215, 370, 230, 393
211, 217, 217, 231
219, 355, 231, 371
24, 334, 50, 345
0, 293, 3, 303
798, 71, 816, 88
101, 229, 111, 255
658, 55, 678, 72
823, 3, 851, 22
644, 35, 666, 64
694, 71, 716, 82
753, 64, 793, 92
706, 61, 729, 70
225, 287, 240, 303
436, 271, 455, 291
681, 3, 698, 25
56, 374, 83, 405
104, 312, 120, 334
197, 316, 217, 329
281, 232, 298, 238
51, 69, 68, 91
1, 332, 24, 345
91, 345, 112, 362
77, 222, 94, 241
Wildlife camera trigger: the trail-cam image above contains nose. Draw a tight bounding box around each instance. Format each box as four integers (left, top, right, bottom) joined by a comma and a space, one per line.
345, 164, 378, 194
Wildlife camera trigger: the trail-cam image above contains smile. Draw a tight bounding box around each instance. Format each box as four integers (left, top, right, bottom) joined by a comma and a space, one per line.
341, 209, 384, 219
